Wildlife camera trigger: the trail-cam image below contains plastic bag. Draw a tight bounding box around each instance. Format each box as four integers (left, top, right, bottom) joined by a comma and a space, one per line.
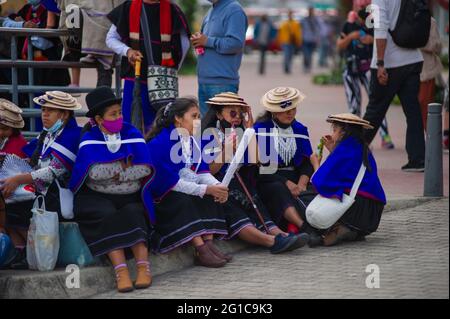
27, 196, 60, 271
57, 222, 95, 268
0, 233, 15, 267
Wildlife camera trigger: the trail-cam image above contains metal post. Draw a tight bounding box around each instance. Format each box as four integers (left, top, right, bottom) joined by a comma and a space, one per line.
27, 36, 36, 132
424, 103, 444, 197
11, 35, 18, 105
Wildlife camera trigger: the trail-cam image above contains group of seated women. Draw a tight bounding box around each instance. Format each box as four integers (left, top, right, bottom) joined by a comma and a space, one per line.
0, 86, 386, 293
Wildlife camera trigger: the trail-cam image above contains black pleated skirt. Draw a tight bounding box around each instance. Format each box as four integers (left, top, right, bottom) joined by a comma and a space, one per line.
257, 170, 302, 227
74, 188, 150, 258
223, 177, 276, 239
296, 190, 385, 236
151, 191, 228, 254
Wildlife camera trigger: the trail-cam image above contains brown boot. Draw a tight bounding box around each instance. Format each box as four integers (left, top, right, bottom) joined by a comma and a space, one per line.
323, 224, 358, 247
135, 261, 152, 289
115, 265, 134, 293
205, 240, 233, 262
194, 244, 227, 268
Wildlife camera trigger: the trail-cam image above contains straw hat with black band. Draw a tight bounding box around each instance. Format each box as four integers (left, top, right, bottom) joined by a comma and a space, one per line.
261, 87, 306, 113
326, 113, 374, 130
0, 99, 25, 129
33, 91, 82, 112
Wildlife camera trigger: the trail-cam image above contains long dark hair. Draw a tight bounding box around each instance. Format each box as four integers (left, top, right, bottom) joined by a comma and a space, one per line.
146, 97, 199, 141
29, 111, 74, 167
255, 111, 272, 123
80, 107, 109, 136
202, 105, 223, 130
334, 122, 372, 172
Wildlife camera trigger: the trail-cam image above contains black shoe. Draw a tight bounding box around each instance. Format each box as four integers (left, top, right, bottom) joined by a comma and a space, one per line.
401, 161, 425, 172
308, 232, 323, 248
270, 234, 298, 254
286, 232, 310, 251
9, 249, 28, 270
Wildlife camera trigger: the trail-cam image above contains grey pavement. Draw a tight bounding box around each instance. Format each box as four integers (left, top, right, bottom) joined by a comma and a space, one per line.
93, 199, 449, 299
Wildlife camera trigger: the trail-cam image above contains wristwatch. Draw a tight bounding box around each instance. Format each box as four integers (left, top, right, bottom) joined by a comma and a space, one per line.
376, 59, 385, 67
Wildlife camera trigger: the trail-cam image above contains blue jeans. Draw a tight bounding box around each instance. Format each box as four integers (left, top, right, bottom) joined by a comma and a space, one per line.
198, 84, 239, 116
303, 42, 316, 72
282, 44, 295, 74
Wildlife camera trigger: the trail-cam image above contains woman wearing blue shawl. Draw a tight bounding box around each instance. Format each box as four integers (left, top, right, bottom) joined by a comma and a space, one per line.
145, 98, 229, 269
201, 92, 309, 254
70, 87, 153, 293
0, 91, 82, 270
254, 87, 315, 236
299, 113, 386, 247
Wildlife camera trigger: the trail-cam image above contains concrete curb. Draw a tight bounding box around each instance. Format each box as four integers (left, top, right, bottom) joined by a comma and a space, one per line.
0, 196, 446, 299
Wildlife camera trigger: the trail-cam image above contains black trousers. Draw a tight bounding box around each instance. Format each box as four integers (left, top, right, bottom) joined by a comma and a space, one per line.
364, 62, 425, 164
258, 45, 268, 75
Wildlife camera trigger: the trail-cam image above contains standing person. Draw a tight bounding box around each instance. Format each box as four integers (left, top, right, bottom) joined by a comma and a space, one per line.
145, 98, 230, 268
70, 87, 154, 293
363, 0, 425, 172
0, 91, 81, 270
202, 93, 309, 253
11, 0, 71, 131
300, 6, 320, 73
418, 17, 443, 131
338, 9, 394, 149
106, 0, 191, 131
278, 10, 302, 75
253, 14, 277, 75
191, 0, 248, 116
318, 15, 331, 68
254, 87, 315, 235
59, 0, 126, 89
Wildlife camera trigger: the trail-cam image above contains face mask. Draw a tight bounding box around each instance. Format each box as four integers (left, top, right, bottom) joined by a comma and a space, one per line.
44, 119, 64, 134
27, 0, 41, 6
102, 117, 123, 134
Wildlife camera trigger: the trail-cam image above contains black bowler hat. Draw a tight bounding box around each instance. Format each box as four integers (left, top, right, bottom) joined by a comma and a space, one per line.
85, 86, 122, 118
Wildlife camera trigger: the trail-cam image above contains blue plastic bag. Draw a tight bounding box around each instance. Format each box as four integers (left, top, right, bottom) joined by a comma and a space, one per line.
0, 233, 15, 267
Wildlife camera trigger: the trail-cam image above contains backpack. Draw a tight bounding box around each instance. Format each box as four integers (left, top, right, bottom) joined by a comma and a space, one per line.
389, 0, 431, 49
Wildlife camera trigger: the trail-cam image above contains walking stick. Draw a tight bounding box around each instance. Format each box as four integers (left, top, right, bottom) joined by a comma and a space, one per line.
131, 59, 144, 134
234, 171, 270, 234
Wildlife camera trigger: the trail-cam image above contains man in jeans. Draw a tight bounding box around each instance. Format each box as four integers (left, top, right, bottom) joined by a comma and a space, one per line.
363, 0, 425, 172
191, 0, 248, 116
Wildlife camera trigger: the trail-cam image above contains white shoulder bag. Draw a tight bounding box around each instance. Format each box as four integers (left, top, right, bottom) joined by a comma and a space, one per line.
306, 164, 366, 230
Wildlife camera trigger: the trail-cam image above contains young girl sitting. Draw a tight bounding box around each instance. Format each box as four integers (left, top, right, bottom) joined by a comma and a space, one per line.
145, 98, 230, 268
302, 113, 386, 246
202, 92, 309, 253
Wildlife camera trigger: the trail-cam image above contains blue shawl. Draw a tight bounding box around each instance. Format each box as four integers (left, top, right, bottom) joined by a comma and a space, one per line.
22, 117, 81, 170
68, 122, 156, 223
311, 136, 386, 204
254, 119, 313, 167
145, 125, 210, 202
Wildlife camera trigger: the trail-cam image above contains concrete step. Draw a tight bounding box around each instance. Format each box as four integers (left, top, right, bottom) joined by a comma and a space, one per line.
0, 196, 443, 299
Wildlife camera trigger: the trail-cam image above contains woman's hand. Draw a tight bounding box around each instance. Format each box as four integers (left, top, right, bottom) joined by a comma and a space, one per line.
0, 176, 21, 199
206, 184, 229, 204
242, 105, 255, 129
286, 180, 301, 198
322, 135, 335, 152
126, 49, 143, 67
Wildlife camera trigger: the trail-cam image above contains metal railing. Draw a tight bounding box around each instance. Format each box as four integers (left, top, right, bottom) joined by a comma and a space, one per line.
0, 27, 122, 136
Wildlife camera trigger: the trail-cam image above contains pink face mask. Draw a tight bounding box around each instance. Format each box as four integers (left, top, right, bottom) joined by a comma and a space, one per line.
102, 117, 123, 134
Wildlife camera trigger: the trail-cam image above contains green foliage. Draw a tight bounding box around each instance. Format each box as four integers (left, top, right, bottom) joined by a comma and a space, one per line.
178, 0, 198, 72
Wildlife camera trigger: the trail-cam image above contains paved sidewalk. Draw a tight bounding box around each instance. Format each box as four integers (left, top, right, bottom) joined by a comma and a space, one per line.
94, 199, 449, 299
